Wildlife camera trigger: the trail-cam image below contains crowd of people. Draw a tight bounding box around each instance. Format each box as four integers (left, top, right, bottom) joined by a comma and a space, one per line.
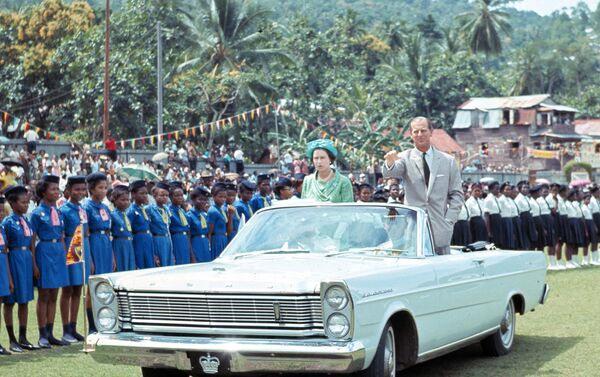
453, 180, 600, 270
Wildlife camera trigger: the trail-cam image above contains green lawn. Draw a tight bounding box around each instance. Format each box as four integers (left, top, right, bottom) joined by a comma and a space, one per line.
0, 268, 598, 376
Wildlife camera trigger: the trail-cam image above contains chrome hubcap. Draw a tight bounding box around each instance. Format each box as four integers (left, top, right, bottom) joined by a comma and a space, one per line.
383, 327, 396, 376
500, 300, 515, 348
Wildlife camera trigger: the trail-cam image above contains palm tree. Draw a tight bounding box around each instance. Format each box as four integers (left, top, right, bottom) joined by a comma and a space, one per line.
457, 0, 512, 55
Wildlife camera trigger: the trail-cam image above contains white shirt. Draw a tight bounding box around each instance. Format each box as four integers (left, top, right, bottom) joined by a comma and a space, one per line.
589, 196, 600, 214
582, 203, 593, 220
498, 195, 518, 218
514, 193, 531, 214
556, 196, 567, 216
537, 196, 551, 215
545, 193, 556, 210
458, 204, 469, 221
484, 194, 501, 215
529, 197, 541, 217
234, 149, 244, 160
565, 201, 578, 218
465, 196, 484, 218
24, 129, 39, 142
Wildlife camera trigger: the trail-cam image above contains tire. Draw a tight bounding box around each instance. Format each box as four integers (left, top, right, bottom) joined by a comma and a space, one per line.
357, 322, 396, 377
141, 367, 189, 377
481, 299, 516, 356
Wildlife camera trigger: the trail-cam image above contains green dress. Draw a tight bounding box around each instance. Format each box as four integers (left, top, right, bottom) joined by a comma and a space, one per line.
302, 169, 354, 203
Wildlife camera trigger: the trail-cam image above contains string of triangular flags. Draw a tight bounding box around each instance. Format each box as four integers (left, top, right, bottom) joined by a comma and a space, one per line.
0, 110, 62, 141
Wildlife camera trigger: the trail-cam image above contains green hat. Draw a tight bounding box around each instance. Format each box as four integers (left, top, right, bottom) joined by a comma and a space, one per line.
306, 139, 338, 160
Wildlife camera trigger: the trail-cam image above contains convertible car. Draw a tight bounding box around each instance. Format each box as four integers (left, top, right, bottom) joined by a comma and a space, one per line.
86, 203, 549, 376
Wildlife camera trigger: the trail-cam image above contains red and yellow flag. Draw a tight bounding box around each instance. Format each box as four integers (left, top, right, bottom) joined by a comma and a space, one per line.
67, 225, 83, 265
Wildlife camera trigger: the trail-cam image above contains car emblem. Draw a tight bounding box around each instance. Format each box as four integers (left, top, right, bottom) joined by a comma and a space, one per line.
199, 353, 220, 374
273, 302, 281, 321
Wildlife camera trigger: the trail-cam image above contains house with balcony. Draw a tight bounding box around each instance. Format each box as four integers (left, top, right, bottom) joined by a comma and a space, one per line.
452, 94, 583, 173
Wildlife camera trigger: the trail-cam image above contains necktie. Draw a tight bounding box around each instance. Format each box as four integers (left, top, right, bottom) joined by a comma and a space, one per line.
220, 206, 227, 221
178, 208, 188, 226
199, 212, 207, 228
247, 202, 253, 217
20, 217, 31, 237
50, 207, 60, 226
262, 196, 269, 208
122, 212, 132, 232
141, 207, 149, 221
422, 152, 430, 187
159, 207, 168, 224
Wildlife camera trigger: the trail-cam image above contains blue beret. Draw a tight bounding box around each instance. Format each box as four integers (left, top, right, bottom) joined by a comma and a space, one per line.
4, 185, 27, 199
239, 181, 256, 191
42, 174, 60, 184
306, 139, 338, 160
86, 172, 107, 184
155, 181, 170, 191
129, 180, 147, 192
67, 176, 86, 186
256, 174, 270, 183
276, 177, 292, 187
529, 184, 542, 193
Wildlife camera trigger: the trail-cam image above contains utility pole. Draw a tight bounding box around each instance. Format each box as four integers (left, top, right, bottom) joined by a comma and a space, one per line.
103, 0, 110, 142
157, 21, 164, 151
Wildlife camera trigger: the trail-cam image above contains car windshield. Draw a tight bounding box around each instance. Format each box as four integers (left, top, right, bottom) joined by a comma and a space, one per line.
222, 205, 419, 258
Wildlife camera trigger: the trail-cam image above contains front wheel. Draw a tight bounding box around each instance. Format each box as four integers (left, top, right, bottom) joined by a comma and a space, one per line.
141, 367, 189, 377
356, 322, 396, 377
481, 299, 516, 356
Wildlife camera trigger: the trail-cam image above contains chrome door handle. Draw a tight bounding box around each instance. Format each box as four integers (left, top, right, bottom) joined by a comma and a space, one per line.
473, 259, 485, 265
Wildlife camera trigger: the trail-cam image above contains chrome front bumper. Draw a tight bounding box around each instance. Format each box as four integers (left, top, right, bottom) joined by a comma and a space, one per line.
86, 332, 366, 374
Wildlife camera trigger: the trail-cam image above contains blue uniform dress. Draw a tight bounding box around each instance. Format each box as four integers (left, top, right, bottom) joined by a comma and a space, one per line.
225, 203, 240, 242
60, 201, 91, 286
249, 193, 271, 214
169, 204, 191, 265
2, 214, 34, 304
234, 199, 253, 222
147, 204, 174, 267
30, 202, 68, 289
208, 204, 228, 259
0, 227, 10, 297
187, 208, 210, 262
110, 210, 135, 272
84, 200, 112, 275
127, 203, 154, 269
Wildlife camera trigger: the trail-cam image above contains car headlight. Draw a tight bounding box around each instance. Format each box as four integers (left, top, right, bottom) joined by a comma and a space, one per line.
325, 286, 349, 310
327, 313, 350, 338
97, 307, 117, 331
95, 282, 115, 305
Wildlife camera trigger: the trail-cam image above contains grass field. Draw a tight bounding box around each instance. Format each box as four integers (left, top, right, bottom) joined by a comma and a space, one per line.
0, 268, 598, 376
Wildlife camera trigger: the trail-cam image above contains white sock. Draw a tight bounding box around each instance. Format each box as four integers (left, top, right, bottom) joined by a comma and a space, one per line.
549, 255, 557, 265
593, 251, 599, 261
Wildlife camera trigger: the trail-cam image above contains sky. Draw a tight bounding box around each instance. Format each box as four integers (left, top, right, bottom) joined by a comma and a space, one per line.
513, 0, 599, 15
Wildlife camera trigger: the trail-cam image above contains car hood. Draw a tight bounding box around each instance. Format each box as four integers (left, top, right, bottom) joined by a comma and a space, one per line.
107, 254, 406, 294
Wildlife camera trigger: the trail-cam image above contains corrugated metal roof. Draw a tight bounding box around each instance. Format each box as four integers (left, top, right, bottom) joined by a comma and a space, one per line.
403, 129, 464, 153
539, 103, 578, 112
459, 94, 551, 110
575, 119, 600, 136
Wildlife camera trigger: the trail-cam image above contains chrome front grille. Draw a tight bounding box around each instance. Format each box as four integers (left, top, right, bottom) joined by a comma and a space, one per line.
117, 291, 324, 337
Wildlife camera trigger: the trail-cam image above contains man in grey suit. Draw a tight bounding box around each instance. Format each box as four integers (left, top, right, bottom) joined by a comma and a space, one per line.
383, 117, 464, 254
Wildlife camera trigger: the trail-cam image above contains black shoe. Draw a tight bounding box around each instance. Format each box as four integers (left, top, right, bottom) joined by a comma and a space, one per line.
8, 342, 23, 353
18, 339, 39, 351
71, 330, 84, 342
48, 335, 69, 346
0, 345, 12, 355
38, 338, 51, 349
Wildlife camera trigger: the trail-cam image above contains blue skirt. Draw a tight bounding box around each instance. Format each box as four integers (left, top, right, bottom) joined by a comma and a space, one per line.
153, 235, 174, 267
501, 217, 516, 250
191, 236, 211, 262
90, 233, 113, 275
0, 253, 10, 297
35, 241, 68, 289
211, 235, 228, 259
113, 239, 135, 272
171, 233, 190, 265
133, 233, 154, 269
65, 235, 91, 286
3, 248, 34, 304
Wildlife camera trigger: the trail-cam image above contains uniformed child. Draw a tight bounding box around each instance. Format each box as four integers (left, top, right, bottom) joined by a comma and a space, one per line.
1, 186, 36, 353
83, 172, 113, 333
168, 184, 194, 265
58, 176, 90, 343
529, 185, 547, 252
484, 182, 503, 247
582, 192, 598, 265
356, 183, 373, 203
466, 183, 487, 242
234, 181, 255, 221
31, 174, 69, 347
272, 177, 294, 203
147, 182, 174, 267
224, 183, 241, 242
565, 189, 584, 268
538, 184, 557, 261
589, 186, 600, 264
554, 185, 569, 269
497, 182, 517, 250
110, 185, 135, 272
451, 189, 471, 246
249, 174, 271, 213
0, 198, 14, 355
208, 183, 229, 259
187, 187, 211, 262
509, 185, 527, 250
515, 181, 537, 250
127, 180, 154, 269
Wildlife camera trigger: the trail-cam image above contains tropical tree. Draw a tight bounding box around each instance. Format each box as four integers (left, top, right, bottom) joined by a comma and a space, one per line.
457, 0, 512, 55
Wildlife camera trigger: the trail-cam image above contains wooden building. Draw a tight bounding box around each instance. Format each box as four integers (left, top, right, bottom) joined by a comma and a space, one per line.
452, 94, 581, 173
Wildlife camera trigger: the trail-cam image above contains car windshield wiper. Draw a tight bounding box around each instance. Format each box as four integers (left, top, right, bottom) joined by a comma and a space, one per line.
233, 248, 310, 259
325, 247, 408, 257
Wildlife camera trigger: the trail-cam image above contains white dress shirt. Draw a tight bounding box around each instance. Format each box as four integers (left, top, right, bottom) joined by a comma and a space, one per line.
484, 194, 501, 215
529, 197, 541, 217
589, 196, 600, 214
582, 203, 593, 220
537, 197, 552, 215
514, 193, 531, 214
465, 196, 484, 218
556, 196, 567, 216
498, 195, 518, 218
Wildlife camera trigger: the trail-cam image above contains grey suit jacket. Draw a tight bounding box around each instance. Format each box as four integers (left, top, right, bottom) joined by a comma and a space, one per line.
383, 147, 464, 249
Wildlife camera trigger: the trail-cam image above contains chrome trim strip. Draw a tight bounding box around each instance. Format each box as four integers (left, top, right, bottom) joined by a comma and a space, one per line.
540, 283, 550, 305
416, 326, 499, 363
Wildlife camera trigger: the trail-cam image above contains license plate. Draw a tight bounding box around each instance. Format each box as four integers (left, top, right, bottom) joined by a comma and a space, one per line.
188, 352, 231, 375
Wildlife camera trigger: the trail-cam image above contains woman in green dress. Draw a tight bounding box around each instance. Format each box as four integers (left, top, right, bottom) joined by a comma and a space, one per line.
301, 139, 354, 203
